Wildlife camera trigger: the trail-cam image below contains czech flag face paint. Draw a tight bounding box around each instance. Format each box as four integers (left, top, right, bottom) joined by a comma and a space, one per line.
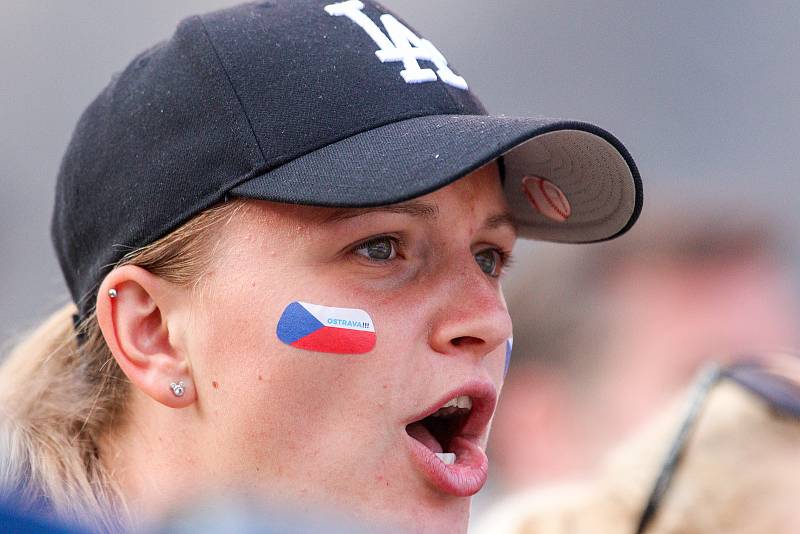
277, 301, 376, 355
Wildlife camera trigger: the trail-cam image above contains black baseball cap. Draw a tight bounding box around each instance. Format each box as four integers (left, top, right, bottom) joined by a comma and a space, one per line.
52, 0, 643, 321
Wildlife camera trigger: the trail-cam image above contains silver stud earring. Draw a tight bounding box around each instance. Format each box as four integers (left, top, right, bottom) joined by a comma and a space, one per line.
170, 381, 185, 397
108, 288, 117, 298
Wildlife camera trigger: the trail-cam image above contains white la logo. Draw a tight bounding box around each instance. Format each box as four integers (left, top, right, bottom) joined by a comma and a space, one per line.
324, 0, 469, 90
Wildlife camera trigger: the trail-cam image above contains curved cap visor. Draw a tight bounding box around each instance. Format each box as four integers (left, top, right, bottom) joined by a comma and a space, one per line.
231, 114, 642, 243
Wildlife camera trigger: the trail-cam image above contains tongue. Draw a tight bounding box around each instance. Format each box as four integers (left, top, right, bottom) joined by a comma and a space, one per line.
406, 421, 443, 454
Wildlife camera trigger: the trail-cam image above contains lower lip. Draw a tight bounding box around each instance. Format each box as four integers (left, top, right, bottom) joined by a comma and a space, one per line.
406, 434, 489, 497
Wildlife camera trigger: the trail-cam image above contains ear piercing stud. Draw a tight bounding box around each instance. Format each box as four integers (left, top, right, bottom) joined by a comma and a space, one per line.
170, 381, 185, 397
108, 288, 117, 298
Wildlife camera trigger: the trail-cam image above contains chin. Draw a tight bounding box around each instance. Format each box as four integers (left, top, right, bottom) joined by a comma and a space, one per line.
352, 482, 473, 534
413, 498, 472, 534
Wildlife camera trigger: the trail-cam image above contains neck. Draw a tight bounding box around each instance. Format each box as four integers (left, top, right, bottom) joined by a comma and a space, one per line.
100, 389, 203, 528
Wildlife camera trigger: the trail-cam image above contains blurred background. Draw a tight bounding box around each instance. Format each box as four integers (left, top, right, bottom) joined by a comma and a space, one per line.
2, 0, 799, 526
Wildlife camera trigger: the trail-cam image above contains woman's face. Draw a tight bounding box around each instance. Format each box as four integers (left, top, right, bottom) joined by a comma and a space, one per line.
186, 163, 516, 531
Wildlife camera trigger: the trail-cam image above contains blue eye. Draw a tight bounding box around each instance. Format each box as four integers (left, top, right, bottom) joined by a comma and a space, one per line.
474, 248, 503, 277
354, 236, 397, 261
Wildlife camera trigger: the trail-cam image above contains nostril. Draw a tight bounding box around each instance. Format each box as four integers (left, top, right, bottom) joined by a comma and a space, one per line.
451, 336, 483, 347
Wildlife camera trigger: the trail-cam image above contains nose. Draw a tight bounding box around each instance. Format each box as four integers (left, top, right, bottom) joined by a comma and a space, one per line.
428, 266, 513, 360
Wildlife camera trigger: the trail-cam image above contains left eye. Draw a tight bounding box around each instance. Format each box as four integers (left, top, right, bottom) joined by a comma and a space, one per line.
474, 248, 503, 277
354, 236, 397, 261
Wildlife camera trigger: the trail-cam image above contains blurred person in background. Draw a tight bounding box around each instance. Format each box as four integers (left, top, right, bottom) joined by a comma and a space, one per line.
487, 201, 799, 494
475, 353, 800, 534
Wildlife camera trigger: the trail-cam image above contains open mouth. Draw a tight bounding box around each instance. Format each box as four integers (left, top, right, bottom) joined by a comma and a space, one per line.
404, 382, 497, 496
406, 395, 473, 465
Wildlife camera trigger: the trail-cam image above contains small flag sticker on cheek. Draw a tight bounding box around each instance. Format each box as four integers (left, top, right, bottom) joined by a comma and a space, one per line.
504, 338, 513, 378
276, 301, 376, 355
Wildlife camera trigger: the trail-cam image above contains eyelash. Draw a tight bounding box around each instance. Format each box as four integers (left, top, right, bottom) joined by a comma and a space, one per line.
350, 235, 515, 278
475, 247, 515, 279
490, 249, 515, 278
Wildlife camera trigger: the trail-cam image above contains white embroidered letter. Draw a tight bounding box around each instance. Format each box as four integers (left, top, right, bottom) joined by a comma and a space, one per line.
324, 0, 468, 90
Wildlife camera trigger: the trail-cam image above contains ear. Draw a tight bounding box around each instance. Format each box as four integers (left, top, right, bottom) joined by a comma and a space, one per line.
96, 264, 195, 408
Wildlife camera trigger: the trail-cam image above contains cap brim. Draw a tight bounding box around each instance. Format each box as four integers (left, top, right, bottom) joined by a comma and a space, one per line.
230, 114, 642, 243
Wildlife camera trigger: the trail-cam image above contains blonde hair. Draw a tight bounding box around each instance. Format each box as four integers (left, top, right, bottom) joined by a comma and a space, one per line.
476, 367, 800, 534
0, 199, 249, 531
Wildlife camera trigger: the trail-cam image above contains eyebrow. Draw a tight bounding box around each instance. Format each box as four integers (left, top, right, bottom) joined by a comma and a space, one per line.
483, 212, 518, 235
322, 200, 518, 236
322, 200, 440, 224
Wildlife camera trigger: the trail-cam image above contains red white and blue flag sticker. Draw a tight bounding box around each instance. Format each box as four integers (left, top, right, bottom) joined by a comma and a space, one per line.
276, 301, 376, 354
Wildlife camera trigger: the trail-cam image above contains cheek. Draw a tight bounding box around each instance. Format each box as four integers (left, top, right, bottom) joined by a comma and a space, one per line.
192, 301, 390, 480
189, 240, 432, 424
193, 271, 410, 431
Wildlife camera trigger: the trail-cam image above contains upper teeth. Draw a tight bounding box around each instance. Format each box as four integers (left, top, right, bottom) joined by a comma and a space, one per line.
431, 395, 472, 417
446, 395, 472, 409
